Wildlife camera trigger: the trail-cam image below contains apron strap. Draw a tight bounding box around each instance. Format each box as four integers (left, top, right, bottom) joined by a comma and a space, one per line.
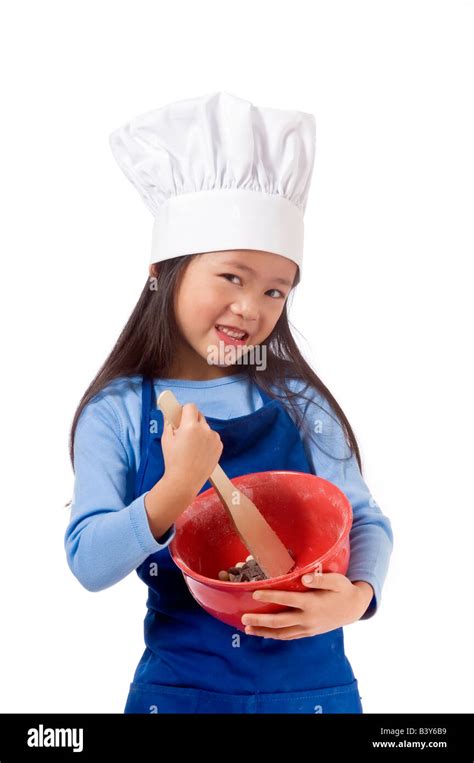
135, 375, 154, 495
255, 384, 273, 406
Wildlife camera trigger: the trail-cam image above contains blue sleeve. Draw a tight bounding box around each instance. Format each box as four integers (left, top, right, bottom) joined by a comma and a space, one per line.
64, 394, 176, 592
288, 382, 394, 620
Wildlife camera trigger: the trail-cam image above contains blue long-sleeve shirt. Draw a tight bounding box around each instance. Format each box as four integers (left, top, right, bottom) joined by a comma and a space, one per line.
64, 372, 393, 619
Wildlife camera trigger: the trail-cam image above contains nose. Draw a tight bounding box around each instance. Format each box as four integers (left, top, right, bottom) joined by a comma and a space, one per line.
230, 297, 259, 324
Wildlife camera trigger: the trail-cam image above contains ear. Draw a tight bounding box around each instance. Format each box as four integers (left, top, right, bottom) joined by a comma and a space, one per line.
149, 263, 157, 277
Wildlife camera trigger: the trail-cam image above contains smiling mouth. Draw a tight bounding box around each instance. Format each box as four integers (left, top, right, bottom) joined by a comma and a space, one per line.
215, 324, 250, 345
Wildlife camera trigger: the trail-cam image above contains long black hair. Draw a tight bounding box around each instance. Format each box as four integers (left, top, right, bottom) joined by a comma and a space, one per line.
67, 254, 362, 482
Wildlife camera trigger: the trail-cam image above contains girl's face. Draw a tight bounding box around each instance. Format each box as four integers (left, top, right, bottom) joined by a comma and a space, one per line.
160, 249, 297, 379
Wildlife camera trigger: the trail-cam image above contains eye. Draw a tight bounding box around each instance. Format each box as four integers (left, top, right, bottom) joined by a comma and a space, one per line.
219, 273, 286, 299
266, 288, 285, 299
219, 273, 242, 284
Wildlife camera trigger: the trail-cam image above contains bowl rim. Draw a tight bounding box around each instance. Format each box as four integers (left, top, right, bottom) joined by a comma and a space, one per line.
168, 470, 353, 589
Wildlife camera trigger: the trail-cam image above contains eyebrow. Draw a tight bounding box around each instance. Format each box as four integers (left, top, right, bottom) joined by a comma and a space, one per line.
219, 259, 294, 288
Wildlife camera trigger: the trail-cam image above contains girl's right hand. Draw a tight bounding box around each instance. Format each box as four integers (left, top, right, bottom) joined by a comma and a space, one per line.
161, 403, 223, 496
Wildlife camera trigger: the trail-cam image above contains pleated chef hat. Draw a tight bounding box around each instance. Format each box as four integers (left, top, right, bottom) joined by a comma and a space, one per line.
109, 91, 316, 277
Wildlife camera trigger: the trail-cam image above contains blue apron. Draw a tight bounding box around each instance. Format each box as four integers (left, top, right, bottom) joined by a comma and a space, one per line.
124, 375, 363, 714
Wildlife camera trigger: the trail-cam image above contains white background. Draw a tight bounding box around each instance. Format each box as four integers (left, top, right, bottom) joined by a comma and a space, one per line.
1, 0, 472, 713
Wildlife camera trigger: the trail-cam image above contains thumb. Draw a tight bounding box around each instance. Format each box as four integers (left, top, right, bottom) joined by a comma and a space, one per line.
162, 420, 175, 437
301, 571, 343, 590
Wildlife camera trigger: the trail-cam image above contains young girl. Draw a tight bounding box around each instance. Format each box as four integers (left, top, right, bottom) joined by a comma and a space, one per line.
64, 91, 393, 714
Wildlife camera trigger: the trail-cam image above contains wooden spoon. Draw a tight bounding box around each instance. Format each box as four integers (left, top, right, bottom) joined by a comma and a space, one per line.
157, 389, 295, 579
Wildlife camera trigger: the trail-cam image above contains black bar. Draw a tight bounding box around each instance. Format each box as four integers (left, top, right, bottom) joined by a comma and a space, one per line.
0, 713, 472, 760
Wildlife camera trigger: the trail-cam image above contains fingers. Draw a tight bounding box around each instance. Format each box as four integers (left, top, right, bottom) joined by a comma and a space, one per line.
251, 589, 305, 608
301, 572, 347, 590
242, 609, 300, 629
180, 403, 208, 426
245, 626, 308, 640
163, 403, 215, 441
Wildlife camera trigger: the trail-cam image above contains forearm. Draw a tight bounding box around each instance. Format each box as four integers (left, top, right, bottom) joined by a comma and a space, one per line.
65, 493, 173, 592
352, 580, 375, 617
144, 473, 199, 540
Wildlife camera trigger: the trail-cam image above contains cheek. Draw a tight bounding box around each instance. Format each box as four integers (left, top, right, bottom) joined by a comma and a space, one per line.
193, 283, 231, 320
260, 301, 284, 330
177, 290, 220, 334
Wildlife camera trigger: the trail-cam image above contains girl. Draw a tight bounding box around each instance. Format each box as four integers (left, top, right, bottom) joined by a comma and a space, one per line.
64, 92, 393, 714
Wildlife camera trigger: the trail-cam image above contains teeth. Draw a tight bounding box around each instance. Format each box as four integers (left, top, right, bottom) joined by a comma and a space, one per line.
216, 325, 246, 339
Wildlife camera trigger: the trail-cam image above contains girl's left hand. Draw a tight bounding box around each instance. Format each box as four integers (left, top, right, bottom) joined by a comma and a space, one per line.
241, 573, 374, 640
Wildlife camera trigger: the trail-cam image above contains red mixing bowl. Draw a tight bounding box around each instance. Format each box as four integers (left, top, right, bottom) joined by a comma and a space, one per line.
169, 470, 352, 631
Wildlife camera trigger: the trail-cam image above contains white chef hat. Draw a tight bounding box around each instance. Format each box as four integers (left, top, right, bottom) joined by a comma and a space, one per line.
109, 91, 316, 278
